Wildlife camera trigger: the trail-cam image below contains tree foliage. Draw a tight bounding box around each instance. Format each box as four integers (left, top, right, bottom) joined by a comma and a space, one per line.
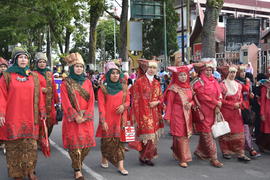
96, 19, 120, 60
142, 0, 178, 59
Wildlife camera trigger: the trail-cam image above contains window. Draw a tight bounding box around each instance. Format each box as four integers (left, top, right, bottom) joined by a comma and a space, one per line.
243, 52, 248, 56
219, 16, 223, 23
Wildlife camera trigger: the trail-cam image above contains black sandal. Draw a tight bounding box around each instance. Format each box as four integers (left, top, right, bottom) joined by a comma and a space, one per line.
238, 155, 251, 162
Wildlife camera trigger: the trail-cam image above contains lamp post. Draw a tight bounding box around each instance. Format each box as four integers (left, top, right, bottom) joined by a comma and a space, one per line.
163, 1, 168, 68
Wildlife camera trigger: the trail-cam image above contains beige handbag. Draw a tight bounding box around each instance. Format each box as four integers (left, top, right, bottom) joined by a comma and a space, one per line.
211, 112, 231, 138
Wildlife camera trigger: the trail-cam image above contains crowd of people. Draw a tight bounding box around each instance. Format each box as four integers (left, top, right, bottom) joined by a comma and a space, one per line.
0, 47, 269, 180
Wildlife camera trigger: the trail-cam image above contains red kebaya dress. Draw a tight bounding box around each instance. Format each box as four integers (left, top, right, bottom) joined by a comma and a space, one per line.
219, 80, 245, 156
132, 75, 164, 161
61, 79, 96, 149
164, 84, 193, 163
192, 73, 221, 160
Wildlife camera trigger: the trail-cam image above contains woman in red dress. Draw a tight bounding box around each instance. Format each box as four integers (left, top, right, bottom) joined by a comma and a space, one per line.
256, 78, 270, 152
0, 47, 46, 180
132, 60, 164, 166
96, 61, 130, 175
34, 52, 59, 137
61, 53, 96, 180
0, 57, 8, 154
164, 65, 194, 168
219, 66, 251, 162
192, 62, 223, 168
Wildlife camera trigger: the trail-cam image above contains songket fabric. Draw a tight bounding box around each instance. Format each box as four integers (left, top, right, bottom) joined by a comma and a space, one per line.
164, 85, 193, 162
194, 132, 217, 160
192, 74, 221, 160
5, 139, 37, 178
61, 79, 96, 150
219, 80, 245, 155
35, 71, 59, 136
68, 148, 91, 170
100, 138, 125, 167
171, 137, 192, 163
132, 75, 164, 160
219, 133, 245, 155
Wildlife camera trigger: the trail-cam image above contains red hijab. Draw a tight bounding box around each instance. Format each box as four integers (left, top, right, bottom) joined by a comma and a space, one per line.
163, 65, 193, 104
200, 68, 221, 96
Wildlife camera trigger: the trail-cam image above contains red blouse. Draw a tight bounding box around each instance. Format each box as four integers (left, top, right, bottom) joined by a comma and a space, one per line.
0, 73, 46, 140
61, 79, 96, 149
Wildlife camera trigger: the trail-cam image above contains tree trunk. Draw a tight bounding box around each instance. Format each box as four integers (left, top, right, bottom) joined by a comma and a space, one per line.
46, 26, 52, 67
88, 1, 104, 69
119, 0, 129, 62
64, 27, 71, 54
201, 0, 223, 58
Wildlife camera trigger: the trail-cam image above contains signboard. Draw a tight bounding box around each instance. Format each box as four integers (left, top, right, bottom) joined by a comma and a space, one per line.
131, 0, 162, 19
128, 21, 143, 51
177, 35, 187, 49
226, 18, 260, 51
54, 78, 62, 102
193, 43, 202, 61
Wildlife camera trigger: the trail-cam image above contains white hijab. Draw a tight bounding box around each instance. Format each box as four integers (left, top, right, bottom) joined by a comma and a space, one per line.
146, 72, 154, 83
224, 78, 238, 96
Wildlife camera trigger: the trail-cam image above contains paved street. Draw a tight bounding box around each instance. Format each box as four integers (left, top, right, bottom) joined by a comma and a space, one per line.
1, 104, 270, 180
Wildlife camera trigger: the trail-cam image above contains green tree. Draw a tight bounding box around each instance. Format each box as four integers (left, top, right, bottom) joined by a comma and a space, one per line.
96, 19, 120, 60
142, 0, 178, 59
201, 0, 224, 58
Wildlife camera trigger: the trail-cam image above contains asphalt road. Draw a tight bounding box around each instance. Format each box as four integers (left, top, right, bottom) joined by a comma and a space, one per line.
1, 104, 270, 180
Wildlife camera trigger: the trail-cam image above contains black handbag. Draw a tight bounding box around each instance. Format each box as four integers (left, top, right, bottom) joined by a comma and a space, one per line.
56, 105, 63, 122
241, 108, 251, 125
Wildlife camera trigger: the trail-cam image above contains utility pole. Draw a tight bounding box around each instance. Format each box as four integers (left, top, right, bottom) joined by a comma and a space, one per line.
114, 1, 117, 59
181, 0, 185, 64
186, 0, 191, 64
163, 1, 168, 68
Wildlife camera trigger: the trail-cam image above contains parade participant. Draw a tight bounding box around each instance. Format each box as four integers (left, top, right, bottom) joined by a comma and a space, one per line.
132, 60, 164, 166
61, 53, 96, 180
96, 61, 129, 175
192, 61, 223, 168
236, 66, 260, 157
0, 57, 8, 154
0, 47, 46, 180
256, 77, 270, 152
164, 65, 194, 168
219, 66, 251, 162
0, 57, 8, 77
34, 52, 59, 137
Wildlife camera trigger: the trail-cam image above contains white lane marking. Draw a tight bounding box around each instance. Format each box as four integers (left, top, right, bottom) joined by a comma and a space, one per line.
50, 139, 106, 180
